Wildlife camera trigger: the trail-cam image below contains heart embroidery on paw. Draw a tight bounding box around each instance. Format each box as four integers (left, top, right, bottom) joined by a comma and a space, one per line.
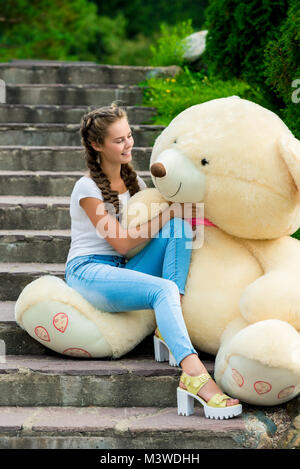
254, 381, 272, 395
63, 348, 92, 358
53, 312, 69, 333
278, 385, 295, 399
232, 368, 244, 387
34, 326, 50, 342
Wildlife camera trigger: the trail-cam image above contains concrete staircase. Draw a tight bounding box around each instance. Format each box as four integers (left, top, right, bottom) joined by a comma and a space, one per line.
0, 60, 298, 450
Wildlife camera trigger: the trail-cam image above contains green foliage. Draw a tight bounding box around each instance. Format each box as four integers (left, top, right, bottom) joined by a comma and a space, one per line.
149, 20, 195, 67
0, 0, 200, 66
292, 228, 300, 240
90, 0, 208, 38
281, 101, 300, 141
264, 0, 300, 139
203, 0, 289, 85
264, 0, 300, 102
0, 0, 101, 61
93, 14, 153, 66
140, 66, 270, 126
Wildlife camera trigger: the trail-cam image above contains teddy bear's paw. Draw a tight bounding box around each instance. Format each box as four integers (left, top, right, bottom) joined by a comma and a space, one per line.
215, 354, 300, 406
14, 275, 113, 358
20, 299, 113, 358
15, 275, 156, 359
214, 319, 300, 405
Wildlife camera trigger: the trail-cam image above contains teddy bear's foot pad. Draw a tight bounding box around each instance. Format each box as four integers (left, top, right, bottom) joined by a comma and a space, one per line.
217, 355, 300, 406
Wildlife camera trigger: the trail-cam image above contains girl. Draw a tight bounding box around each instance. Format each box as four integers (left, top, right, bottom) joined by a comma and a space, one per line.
64, 103, 241, 419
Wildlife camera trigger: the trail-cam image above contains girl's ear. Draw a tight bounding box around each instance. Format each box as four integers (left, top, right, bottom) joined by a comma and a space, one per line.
90, 142, 102, 152
278, 135, 300, 194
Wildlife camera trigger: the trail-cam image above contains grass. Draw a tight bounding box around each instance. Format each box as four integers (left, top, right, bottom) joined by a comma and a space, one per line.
140, 66, 274, 126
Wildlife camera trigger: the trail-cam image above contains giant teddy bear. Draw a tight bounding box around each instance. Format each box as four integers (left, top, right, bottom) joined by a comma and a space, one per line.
15, 96, 300, 406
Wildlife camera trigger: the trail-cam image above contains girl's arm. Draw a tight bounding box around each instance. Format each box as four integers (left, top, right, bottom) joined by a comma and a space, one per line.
80, 197, 194, 255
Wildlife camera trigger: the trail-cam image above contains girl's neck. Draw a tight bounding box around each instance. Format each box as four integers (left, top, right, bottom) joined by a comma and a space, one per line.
101, 161, 122, 184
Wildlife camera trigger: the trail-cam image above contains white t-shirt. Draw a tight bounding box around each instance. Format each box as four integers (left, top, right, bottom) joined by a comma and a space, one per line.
66, 175, 147, 264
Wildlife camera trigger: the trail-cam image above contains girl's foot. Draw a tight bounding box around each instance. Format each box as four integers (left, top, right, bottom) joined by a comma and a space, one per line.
179, 374, 239, 407
177, 372, 242, 418
180, 354, 239, 407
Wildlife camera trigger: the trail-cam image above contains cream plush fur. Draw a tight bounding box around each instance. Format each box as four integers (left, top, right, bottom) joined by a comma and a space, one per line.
122, 96, 300, 405
15, 275, 155, 358
15, 96, 300, 406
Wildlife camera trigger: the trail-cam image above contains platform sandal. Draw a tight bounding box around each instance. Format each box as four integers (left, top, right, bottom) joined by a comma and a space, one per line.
153, 328, 177, 367
177, 371, 242, 419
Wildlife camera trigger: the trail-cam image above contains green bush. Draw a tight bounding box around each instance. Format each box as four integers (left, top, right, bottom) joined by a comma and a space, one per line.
149, 20, 195, 67
109, 33, 154, 66
0, 2, 154, 66
140, 66, 270, 126
0, 0, 101, 61
203, 0, 289, 85
94, 14, 154, 66
264, 0, 300, 139
281, 102, 300, 141
91, 0, 208, 38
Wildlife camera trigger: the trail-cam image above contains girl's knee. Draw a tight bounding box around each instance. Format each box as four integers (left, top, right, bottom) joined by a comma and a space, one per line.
158, 277, 180, 297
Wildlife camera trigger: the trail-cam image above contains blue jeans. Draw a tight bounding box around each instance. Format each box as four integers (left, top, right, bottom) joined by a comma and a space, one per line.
64, 218, 198, 365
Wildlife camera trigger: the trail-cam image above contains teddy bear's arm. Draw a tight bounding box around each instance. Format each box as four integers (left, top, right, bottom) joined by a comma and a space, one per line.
122, 187, 170, 228
238, 236, 300, 330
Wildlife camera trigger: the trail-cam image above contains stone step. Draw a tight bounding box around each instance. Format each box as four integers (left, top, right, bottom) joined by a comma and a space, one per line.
0, 355, 214, 408
5, 84, 143, 106
0, 230, 71, 263
0, 104, 156, 124
0, 171, 153, 196
0, 301, 153, 357
0, 263, 66, 301
0, 301, 46, 355
0, 405, 248, 449
0, 123, 163, 147
0, 196, 70, 230
0, 146, 152, 172
0, 61, 180, 85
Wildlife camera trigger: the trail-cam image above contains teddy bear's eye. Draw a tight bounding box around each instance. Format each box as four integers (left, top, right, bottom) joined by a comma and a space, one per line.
172, 138, 177, 144
201, 158, 209, 166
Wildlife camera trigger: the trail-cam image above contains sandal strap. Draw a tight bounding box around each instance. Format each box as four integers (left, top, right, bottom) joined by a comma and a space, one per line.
180, 372, 211, 395
206, 393, 231, 408
155, 328, 164, 341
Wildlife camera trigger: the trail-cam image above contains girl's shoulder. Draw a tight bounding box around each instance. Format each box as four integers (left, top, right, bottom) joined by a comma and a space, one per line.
72, 175, 103, 199
75, 175, 95, 187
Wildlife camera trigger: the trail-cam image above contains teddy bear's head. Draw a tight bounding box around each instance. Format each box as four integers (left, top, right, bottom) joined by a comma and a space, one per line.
150, 97, 300, 239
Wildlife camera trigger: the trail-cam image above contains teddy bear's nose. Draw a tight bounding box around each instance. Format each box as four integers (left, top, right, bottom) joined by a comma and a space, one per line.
150, 162, 166, 178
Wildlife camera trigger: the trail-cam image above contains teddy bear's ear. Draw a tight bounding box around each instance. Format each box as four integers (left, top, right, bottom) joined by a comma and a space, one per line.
278, 135, 300, 193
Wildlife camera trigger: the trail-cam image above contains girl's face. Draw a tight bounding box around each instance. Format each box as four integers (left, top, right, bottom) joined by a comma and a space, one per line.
92, 118, 134, 165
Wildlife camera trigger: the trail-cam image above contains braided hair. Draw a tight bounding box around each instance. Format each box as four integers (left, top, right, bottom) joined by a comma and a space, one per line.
80, 103, 141, 215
